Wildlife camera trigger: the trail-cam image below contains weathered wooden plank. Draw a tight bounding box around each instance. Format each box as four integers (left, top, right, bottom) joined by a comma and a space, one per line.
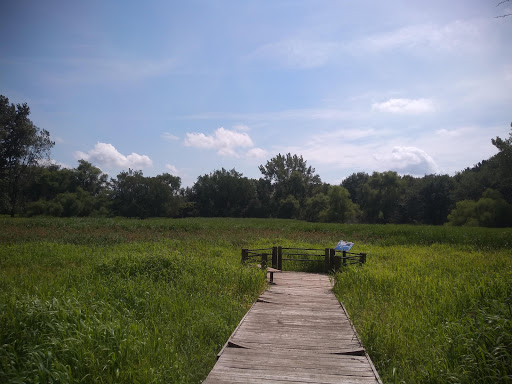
203, 271, 381, 384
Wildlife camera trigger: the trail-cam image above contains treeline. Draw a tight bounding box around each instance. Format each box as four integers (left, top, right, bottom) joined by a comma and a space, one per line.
1, 94, 511, 226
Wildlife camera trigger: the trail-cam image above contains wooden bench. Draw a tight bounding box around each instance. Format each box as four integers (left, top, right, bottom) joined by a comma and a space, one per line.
266, 267, 281, 284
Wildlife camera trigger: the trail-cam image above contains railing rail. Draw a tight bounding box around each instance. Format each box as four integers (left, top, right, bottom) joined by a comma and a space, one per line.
242, 246, 366, 272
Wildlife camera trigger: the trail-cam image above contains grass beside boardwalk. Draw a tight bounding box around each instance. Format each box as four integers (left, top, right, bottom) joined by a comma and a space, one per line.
1, 216, 512, 383
0, 233, 265, 383
333, 245, 512, 384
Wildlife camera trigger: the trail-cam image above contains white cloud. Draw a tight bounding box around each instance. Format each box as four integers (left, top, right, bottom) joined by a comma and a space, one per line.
374, 146, 439, 176
246, 147, 268, 159
184, 127, 254, 156
161, 132, 179, 141
165, 164, 181, 175
75, 142, 152, 169
360, 20, 483, 53
372, 98, 435, 114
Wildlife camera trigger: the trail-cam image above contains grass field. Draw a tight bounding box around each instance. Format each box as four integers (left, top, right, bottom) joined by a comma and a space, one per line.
1, 217, 511, 383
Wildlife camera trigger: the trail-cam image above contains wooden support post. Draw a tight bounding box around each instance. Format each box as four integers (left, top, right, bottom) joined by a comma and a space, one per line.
324, 248, 330, 272
278, 246, 283, 270
261, 253, 268, 269
361, 253, 367, 265
330, 248, 335, 270
342, 251, 347, 266
241, 248, 248, 264
334, 255, 341, 271
272, 247, 278, 269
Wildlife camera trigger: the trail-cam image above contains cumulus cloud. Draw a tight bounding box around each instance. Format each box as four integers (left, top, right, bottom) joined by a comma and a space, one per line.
372, 98, 435, 114
75, 142, 152, 169
184, 127, 254, 156
246, 147, 269, 159
165, 164, 181, 175
161, 132, 179, 141
374, 146, 439, 176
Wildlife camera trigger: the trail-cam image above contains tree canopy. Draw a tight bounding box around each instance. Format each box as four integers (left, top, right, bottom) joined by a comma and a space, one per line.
0, 95, 54, 216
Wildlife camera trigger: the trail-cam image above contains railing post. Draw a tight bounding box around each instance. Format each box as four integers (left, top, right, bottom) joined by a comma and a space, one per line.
330, 248, 335, 270
342, 250, 347, 266
261, 253, 268, 269
272, 247, 278, 269
278, 246, 282, 270
324, 248, 330, 272
361, 253, 366, 265
241, 248, 248, 264
334, 255, 341, 270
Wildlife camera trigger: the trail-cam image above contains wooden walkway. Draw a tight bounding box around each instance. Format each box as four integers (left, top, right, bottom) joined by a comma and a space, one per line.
203, 271, 382, 384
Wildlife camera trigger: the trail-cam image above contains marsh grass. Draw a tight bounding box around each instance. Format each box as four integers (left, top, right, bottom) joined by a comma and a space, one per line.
333, 244, 512, 384
0, 240, 264, 383
1, 217, 511, 383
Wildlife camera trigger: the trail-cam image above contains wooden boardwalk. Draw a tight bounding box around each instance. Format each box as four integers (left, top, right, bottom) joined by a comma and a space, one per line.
203, 271, 382, 384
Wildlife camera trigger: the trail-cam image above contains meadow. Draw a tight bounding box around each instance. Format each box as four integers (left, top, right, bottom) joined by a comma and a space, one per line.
1, 216, 511, 383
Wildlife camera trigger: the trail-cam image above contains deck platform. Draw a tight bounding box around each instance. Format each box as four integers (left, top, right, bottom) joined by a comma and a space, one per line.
203, 271, 382, 384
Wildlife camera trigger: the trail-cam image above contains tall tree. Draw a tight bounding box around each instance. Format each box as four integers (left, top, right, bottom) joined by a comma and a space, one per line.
0, 95, 54, 216
359, 171, 403, 223
111, 170, 181, 218
192, 168, 256, 217
259, 153, 321, 215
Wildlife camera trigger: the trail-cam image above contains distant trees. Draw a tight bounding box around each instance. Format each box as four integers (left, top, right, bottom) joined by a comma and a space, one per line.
0, 95, 54, 216
259, 153, 321, 218
447, 189, 512, 227
111, 170, 181, 218
190, 168, 256, 217
1, 92, 511, 227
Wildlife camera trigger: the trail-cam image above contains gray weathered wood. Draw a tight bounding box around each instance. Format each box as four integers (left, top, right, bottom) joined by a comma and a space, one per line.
203, 271, 382, 384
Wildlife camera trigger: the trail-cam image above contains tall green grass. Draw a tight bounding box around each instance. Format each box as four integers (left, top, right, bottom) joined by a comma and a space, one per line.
0, 240, 264, 383
333, 244, 512, 384
1, 217, 511, 383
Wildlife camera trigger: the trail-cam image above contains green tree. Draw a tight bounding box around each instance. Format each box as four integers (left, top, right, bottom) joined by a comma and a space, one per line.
447, 189, 512, 227
111, 170, 181, 218
278, 194, 300, 219
359, 171, 403, 223
191, 168, 256, 217
490, 126, 512, 202
259, 153, 321, 214
0, 95, 54, 216
74, 160, 108, 196
322, 185, 360, 223
303, 193, 329, 222
341, 172, 369, 206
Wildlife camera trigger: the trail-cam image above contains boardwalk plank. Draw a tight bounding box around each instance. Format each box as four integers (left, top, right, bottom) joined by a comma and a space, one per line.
203, 272, 381, 384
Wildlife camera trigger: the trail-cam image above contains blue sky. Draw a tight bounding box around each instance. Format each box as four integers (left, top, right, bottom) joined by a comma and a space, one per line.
1, 0, 511, 186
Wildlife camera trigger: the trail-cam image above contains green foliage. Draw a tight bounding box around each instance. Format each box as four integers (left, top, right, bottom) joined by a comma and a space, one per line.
278, 194, 300, 219
0, 236, 265, 383
259, 153, 321, 207
191, 168, 256, 217
447, 189, 512, 227
303, 192, 329, 222
333, 244, 512, 384
359, 171, 403, 223
0, 95, 55, 216
1, 217, 511, 383
111, 169, 181, 218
